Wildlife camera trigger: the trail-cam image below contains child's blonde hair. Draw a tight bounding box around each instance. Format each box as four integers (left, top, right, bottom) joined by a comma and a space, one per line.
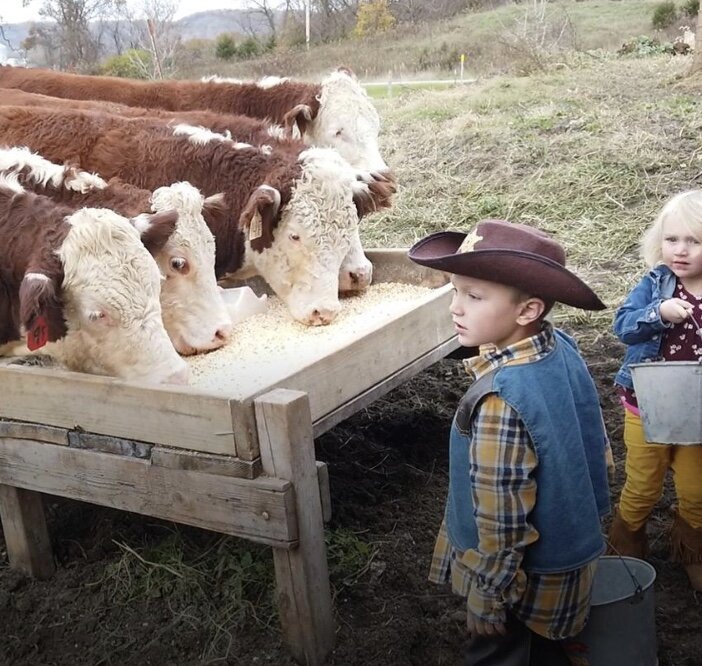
641, 190, 702, 268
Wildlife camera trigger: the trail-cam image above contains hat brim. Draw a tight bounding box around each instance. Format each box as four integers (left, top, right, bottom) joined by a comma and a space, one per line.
409, 231, 606, 311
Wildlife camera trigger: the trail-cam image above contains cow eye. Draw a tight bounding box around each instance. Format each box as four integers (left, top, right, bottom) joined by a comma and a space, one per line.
88, 311, 105, 322
170, 257, 189, 274
289, 233, 300, 242
335, 128, 344, 137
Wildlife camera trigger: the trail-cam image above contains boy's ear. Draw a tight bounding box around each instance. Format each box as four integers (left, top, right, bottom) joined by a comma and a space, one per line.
516, 297, 546, 326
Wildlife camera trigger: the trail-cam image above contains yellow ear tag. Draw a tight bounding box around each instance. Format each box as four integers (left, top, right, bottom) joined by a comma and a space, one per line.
458, 229, 483, 253
249, 213, 263, 242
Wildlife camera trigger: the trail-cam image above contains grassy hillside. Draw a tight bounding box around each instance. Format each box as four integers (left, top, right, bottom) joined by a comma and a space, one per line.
180, 0, 679, 81
365, 51, 700, 329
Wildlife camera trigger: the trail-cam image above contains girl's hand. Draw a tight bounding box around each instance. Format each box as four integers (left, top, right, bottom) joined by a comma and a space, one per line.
660, 298, 694, 324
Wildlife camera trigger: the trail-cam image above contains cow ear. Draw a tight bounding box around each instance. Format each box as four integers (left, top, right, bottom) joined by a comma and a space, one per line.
239, 185, 281, 253
282, 104, 314, 138
336, 65, 356, 79
353, 172, 395, 218
19, 271, 67, 349
131, 209, 179, 255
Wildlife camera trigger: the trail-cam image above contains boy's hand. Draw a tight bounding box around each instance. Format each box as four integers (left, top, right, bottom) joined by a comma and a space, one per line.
660, 298, 694, 324
466, 609, 507, 638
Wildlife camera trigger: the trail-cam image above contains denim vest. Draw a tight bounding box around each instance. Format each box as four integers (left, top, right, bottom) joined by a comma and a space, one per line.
446, 330, 609, 574
613, 265, 676, 389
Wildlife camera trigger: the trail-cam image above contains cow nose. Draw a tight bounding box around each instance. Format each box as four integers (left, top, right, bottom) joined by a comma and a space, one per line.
165, 365, 190, 385
214, 322, 233, 344
306, 307, 338, 326
349, 266, 372, 288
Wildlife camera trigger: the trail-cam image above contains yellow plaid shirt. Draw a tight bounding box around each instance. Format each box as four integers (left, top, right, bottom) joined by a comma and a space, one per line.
428, 324, 613, 640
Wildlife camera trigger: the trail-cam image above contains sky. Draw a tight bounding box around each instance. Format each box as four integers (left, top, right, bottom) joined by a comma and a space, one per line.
0, 0, 249, 23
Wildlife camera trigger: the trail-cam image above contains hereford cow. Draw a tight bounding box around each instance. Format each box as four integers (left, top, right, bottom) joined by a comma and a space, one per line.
0, 86, 290, 146
0, 146, 233, 355
0, 107, 393, 325
0, 172, 189, 384
0, 65, 389, 175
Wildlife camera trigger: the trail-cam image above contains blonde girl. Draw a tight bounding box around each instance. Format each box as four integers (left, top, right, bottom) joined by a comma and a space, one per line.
609, 190, 702, 590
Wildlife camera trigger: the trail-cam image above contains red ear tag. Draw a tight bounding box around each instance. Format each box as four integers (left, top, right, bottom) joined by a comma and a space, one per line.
27, 315, 49, 351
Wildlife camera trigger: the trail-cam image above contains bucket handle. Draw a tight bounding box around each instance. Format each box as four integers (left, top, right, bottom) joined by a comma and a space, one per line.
604, 539, 645, 603
688, 311, 702, 363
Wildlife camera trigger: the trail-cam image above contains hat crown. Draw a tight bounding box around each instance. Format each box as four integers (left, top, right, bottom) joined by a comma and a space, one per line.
468, 219, 566, 266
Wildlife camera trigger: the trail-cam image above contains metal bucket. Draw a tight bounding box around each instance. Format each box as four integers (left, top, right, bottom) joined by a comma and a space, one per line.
573, 556, 657, 666
630, 361, 702, 444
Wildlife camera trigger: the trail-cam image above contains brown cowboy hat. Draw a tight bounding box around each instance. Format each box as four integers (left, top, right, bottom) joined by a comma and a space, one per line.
408, 219, 606, 311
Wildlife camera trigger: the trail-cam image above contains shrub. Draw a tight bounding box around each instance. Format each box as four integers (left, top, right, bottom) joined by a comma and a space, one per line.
618, 35, 675, 56
651, 1, 678, 29
215, 34, 237, 60
354, 0, 396, 38
682, 0, 699, 16
100, 49, 152, 79
238, 37, 260, 59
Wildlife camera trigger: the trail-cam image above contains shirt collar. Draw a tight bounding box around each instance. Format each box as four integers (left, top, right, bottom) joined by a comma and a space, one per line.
463, 321, 555, 379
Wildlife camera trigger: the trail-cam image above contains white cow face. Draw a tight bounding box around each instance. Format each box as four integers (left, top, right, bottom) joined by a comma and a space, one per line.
148, 183, 233, 355
300, 69, 389, 175
240, 149, 372, 326
55, 208, 189, 384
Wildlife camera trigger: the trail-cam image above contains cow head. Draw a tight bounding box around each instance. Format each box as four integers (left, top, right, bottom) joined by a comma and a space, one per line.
239, 148, 374, 325
147, 182, 233, 355
54, 207, 189, 384
297, 67, 391, 177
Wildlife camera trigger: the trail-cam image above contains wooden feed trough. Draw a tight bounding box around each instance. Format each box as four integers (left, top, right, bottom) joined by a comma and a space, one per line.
0, 249, 458, 665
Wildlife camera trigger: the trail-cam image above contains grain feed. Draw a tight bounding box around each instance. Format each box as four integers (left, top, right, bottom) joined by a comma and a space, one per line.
186, 281, 433, 397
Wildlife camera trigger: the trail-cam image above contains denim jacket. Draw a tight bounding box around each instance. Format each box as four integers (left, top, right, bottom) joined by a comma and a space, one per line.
613, 264, 676, 389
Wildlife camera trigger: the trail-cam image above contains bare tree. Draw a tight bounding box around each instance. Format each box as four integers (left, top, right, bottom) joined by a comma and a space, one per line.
241, 0, 279, 41
30, 0, 120, 69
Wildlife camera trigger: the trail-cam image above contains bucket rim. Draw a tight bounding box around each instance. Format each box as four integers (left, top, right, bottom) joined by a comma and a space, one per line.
630, 360, 702, 368
591, 556, 657, 607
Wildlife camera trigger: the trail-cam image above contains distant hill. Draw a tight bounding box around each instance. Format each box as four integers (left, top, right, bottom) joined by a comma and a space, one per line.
176, 9, 278, 41
0, 9, 277, 63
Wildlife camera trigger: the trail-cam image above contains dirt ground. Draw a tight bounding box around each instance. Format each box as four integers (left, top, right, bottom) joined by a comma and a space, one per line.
1, 322, 700, 666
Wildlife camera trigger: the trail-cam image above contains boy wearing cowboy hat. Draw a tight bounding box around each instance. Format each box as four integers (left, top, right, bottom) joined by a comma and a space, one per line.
409, 220, 612, 665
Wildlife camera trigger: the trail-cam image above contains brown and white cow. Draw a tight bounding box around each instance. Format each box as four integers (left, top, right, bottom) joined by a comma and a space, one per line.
0, 172, 188, 384
0, 65, 390, 175
0, 107, 393, 324
0, 146, 233, 355
0, 86, 290, 146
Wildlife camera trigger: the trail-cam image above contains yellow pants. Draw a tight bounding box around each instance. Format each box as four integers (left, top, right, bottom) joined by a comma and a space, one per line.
618, 409, 702, 530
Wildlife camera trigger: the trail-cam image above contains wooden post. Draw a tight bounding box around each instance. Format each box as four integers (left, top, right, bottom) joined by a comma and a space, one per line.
0, 485, 55, 579
255, 389, 334, 666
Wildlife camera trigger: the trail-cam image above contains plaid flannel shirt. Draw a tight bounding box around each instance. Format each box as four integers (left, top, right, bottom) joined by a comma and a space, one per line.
429, 323, 612, 640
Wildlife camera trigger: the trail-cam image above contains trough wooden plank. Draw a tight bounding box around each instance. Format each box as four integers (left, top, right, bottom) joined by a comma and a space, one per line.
255, 389, 334, 666
0, 420, 68, 446
0, 366, 239, 456
151, 447, 262, 479
0, 438, 297, 547
312, 336, 459, 438
0, 485, 55, 578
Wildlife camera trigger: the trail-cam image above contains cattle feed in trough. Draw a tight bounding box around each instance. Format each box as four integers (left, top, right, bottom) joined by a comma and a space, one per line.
0, 65, 390, 174
0, 106, 392, 325
0, 172, 188, 384
0, 146, 233, 355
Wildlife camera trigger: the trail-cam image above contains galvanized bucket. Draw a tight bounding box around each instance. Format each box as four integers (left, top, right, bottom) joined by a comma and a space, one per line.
573, 556, 658, 666
630, 361, 702, 444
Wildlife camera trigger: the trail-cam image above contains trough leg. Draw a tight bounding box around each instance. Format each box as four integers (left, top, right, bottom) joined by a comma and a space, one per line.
0, 484, 55, 578
254, 389, 334, 666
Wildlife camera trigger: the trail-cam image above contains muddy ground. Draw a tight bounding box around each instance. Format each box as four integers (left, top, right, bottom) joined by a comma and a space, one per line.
0, 323, 700, 665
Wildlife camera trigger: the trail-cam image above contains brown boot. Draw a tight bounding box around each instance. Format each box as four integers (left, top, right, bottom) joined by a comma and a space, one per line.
606, 508, 648, 559
670, 510, 702, 592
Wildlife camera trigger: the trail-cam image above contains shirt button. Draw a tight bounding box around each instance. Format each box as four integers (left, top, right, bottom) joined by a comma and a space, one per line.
652, 335, 658, 340
648, 311, 656, 320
